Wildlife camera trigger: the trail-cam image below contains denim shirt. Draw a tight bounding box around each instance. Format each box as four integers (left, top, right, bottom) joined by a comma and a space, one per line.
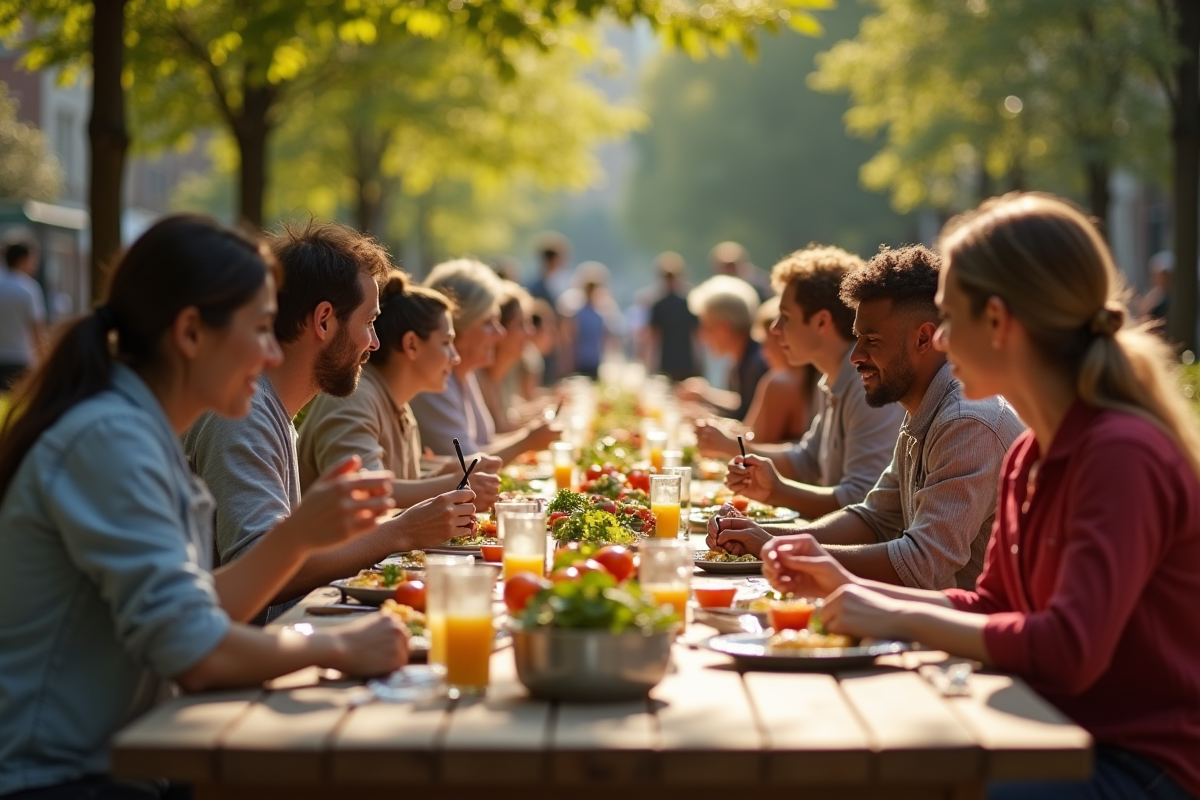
0, 364, 230, 795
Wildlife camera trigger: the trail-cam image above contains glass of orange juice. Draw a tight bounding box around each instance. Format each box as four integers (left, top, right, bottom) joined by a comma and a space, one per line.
442, 565, 496, 696
650, 474, 682, 539
502, 511, 547, 580
645, 430, 669, 473
493, 500, 540, 543
423, 554, 475, 672
550, 441, 576, 491
639, 538, 691, 625
661, 466, 692, 524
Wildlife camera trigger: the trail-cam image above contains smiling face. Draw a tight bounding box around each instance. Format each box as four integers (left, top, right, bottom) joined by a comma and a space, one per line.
407, 309, 461, 394
934, 262, 1006, 401
849, 298, 920, 408
454, 306, 505, 371
194, 275, 283, 418
314, 271, 380, 397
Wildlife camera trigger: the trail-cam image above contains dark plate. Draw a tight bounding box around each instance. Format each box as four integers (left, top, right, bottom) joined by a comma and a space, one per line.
705, 632, 913, 671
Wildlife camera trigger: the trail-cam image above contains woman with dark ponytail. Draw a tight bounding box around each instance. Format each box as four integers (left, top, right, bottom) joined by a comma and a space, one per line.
0, 216, 408, 800
760, 194, 1200, 799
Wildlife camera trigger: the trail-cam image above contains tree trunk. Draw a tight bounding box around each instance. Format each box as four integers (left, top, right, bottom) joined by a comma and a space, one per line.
350, 125, 387, 234
87, 0, 129, 303
234, 84, 274, 229
1169, 0, 1200, 352
1085, 160, 1111, 237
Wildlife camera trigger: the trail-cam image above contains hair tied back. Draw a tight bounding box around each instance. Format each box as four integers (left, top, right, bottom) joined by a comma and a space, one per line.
1089, 306, 1124, 338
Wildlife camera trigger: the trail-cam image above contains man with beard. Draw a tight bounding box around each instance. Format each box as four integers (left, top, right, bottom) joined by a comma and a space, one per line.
709, 245, 1024, 590
185, 220, 480, 620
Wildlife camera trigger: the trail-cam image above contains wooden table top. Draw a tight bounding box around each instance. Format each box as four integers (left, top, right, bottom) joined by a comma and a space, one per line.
112, 578, 1093, 799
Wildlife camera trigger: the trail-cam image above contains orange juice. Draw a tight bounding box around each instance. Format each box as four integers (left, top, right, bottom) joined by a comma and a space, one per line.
444, 614, 494, 689
645, 584, 689, 614
554, 464, 574, 491
650, 447, 664, 472
503, 553, 545, 580
652, 502, 681, 538
427, 613, 447, 666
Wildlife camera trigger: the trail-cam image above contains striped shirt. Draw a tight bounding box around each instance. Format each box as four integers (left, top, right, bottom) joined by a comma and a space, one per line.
847, 363, 1025, 590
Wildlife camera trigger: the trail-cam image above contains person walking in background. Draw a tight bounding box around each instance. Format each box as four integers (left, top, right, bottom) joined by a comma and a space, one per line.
0, 240, 47, 391
710, 240, 772, 301
646, 252, 699, 382
557, 261, 621, 380
676, 274, 766, 420
1136, 250, 1172, 325
525, 232, 570, 385
760, 194, 1200, 800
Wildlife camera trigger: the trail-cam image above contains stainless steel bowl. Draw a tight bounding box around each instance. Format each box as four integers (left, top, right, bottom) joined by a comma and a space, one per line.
511, 627, 673, 701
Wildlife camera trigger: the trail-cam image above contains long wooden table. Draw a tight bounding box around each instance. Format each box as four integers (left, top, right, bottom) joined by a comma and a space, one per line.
112, 579, 1092, 800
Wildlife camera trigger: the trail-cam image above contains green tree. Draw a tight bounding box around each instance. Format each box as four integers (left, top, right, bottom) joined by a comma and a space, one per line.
624, 1, 916, 277
810, 0, 1175, 232
0, 81, 63, 200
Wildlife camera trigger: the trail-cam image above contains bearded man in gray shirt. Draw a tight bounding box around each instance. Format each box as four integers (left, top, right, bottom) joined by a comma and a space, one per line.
711, 245, 1024, 590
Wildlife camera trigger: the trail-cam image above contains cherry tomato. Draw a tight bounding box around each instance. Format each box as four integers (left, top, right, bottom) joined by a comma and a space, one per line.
592, 545, 635, 582
504, 572, 548, 613
548, 511, 569, 527
626, 469, 650, 493
392, 580, 426, 612
586, 464, 603, 482
550, 565, 583, 584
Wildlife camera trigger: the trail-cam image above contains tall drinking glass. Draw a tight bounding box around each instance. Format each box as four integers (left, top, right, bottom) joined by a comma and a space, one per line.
662, 466, 692, 530
493, 500, 541, 542
423, 554, 475, 671
661, 450, 683, 470
645, 430, 669, 472
502, 511, 547, 579
442, 565, 496, 696
550, 441, 576, 491
650, 473, 682, 539
638, 539, 691, 620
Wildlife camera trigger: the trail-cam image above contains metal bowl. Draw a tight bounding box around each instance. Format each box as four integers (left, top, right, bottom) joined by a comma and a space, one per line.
511, 627, 673, 701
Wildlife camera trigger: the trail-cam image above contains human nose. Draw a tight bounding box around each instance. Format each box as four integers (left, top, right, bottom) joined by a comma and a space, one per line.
368, 324, 380, 351
449, 344, 462, 366
849, 337, 867, 366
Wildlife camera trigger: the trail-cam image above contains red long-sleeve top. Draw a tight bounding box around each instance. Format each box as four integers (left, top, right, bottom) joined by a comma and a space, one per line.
945, 402, 1200, 795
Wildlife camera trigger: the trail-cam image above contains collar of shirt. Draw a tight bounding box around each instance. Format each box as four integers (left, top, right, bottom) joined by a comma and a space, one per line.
110, 362, 181, 444
361, 362, 407, 422
1032, 398, 1102, 465
903, 361, 957, 439
821, 345, 860, 406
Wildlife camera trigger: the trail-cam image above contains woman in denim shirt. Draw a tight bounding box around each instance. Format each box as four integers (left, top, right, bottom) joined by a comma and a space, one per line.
0, 216, 409, 800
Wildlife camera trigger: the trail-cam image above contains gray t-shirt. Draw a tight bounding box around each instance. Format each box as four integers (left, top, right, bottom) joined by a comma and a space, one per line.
0, 268, 45, 364
182, 375, 300, 565
0, 364, 229, 796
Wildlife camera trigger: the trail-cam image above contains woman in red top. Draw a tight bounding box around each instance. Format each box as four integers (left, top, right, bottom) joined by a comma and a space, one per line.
761, 193, 1200, 800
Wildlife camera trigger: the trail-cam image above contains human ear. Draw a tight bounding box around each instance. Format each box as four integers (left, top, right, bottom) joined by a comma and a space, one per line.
312, 301, 335, 342
173, 306, 204, 360
914, 321, 939, 353
403, 330, 420, 360
985, 296, 1009, 349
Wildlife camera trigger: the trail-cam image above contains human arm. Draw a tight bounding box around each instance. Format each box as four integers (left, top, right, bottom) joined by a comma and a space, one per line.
481, 419, 560, 466
725, 454, 842, 519
391, 469, 500, 512
746, 371, 801, 443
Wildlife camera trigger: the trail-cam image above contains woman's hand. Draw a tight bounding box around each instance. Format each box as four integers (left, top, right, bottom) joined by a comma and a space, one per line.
328, 614, 409, 676
392, 489, 477, 550
761, 534, 857, 598
288, 456, 396, 551
520, 419, 561, 455
819, 584, 908, 640
468, 471, 501, 512
693, 419, 740, 458
725, 454, 780, 504
706, 508, 773, 557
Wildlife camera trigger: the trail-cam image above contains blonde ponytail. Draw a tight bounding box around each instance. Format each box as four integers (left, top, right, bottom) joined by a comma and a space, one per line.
942, 192, 1200, 481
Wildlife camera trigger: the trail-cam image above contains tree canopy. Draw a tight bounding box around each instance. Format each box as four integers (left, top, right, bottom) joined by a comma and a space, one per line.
0, 81, 62, 201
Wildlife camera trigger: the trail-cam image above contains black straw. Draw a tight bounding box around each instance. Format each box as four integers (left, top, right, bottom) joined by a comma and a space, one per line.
737, 435, 746, 459
456, 457, 480, 490
452, 437, 467, 474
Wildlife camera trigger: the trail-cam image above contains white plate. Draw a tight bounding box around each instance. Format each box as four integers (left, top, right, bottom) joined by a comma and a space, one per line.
693, 556, 763, 575
705, 632, 913, 671
689, 507, 801, 530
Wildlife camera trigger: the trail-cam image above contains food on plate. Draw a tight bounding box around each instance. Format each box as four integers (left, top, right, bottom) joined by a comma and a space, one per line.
475, 516, 498, 538
446, 533, 499, 547
548, 488, 655, 538
346, 563, 409, 589
498, 473, 535, 494
392, 580, 426, 612
693, 491, 789, 522
380, 551, 425, 570
699, 548, 761, 564
379, 599, 426, 636
512, 567, 679, 634
766, 627, 858, 652
693, 583, 738, 609
550, 509, 637, 546
504, 572, 549, 613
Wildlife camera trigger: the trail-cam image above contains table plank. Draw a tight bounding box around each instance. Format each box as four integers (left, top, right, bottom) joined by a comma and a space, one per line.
217, 685, 367, 784
329, 690, 452, 784
439, 647, 552, 784
111, 689, 261, 783
947, 673, 1093, 781
651, 645, 765, 784
742, 671, 873, 785
550, 700, 657, 784
838, 670, 982, 784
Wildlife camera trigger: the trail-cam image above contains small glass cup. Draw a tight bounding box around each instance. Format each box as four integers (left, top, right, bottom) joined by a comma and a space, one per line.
550, 441, 576, 491
502, 511, 547, 580
662, 466, 692, 525
650, 473, 682, 539
661, 450, 684, 470
423, 554, 475, 671
493, 500, 540, 542
645, 430, 669, 472
638, 539, 692, 621
441, 565, 496, 697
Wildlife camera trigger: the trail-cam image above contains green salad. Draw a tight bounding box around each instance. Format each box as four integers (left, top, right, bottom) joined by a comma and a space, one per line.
515, 569, 680, 634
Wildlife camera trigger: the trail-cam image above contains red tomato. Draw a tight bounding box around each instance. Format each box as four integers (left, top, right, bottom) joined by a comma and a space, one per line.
550, 566, 582, 584
548, 511, 569, 527
626, 469, 650, 492
592, 545, 635, 582
504, 572, 548, 613
392, 580, 426, 612
585, 464, 604, 482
